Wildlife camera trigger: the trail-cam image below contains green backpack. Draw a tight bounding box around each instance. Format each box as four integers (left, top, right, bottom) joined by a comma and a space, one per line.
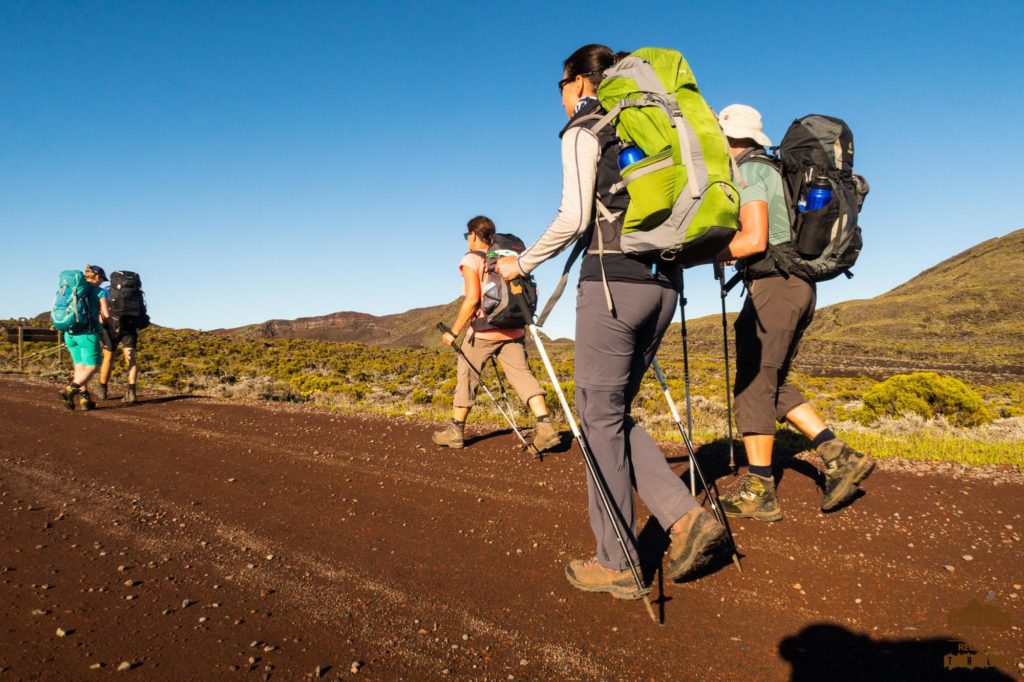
592, 47, 739, 266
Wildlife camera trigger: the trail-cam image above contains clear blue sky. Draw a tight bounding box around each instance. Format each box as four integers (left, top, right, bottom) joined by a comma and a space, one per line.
3, 1, 1022, 340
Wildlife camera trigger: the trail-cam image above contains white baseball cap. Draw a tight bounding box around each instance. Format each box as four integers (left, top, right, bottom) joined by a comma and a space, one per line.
718, 104, 773, 146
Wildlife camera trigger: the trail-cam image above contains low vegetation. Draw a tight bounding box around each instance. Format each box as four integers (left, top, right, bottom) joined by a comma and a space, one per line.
856, 372, 993, 427
3, 318, 1022, 470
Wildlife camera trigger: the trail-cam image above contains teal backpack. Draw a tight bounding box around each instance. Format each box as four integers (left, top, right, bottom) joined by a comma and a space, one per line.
51, 270, 94, 333
593, 47, 739, 266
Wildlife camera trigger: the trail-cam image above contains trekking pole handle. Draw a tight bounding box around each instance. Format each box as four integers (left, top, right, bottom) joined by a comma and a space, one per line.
509, 279, 535, 325
436, 322, 454, 336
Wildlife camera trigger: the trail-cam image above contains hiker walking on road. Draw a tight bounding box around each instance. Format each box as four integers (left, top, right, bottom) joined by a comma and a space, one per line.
98, 271, 149, 404
433, 216, 561, 453
58, 265, 110, 411
496, 45, 727, 599
715, 104, 875, 520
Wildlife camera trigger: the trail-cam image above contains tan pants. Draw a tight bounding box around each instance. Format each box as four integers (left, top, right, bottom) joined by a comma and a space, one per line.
454, 336, 545, 408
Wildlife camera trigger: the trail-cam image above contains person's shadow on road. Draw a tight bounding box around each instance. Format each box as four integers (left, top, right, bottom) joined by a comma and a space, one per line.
779, 623, 1014, 681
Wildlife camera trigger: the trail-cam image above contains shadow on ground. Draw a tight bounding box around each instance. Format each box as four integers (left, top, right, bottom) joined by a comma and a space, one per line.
667, 431, 827, 494
779, 623, 1015, 681
99, 394, 203, 410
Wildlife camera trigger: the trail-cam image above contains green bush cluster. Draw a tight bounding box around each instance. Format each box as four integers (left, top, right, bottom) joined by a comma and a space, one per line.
856, 372, 993, 427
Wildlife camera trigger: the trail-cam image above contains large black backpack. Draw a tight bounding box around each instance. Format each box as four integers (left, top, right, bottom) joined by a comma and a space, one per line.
470, 233, 538, 331
741, 115, 869, 283
108, 271, 151, 330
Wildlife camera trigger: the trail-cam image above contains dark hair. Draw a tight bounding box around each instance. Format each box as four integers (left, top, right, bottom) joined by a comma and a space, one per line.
466, 215, 495, 245
563, 44, 615, 91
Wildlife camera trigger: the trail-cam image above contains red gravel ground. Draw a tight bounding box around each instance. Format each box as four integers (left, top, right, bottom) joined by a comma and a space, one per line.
0, 376, 1021, 680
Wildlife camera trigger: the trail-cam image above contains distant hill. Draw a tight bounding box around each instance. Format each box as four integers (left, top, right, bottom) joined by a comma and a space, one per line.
667, 229, 1024, 383
212, 230, 1023, 381
212, 300, 465, 348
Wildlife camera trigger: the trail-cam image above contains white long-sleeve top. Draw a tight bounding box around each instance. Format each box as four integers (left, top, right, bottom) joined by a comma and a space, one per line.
516, 126, 600, 275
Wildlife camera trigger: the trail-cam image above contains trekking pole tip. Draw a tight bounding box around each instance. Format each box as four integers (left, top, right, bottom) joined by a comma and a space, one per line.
731, 553, 743, 573
642, 596, 659, 624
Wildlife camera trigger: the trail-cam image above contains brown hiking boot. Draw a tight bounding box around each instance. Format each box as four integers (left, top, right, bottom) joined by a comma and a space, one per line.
123, 386, 138, 404
564, 557, 649, 600
532, 421, 560, 452
59, 385, 77, 411
664, 508, 727, 581
720, 473, 784, 522
819, 439, 875, 511
431, 420, 464, 449
97, 383, 108, 401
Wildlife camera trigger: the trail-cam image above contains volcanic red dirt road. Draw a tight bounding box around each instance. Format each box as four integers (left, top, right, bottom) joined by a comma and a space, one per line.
0, 376, 1021, 680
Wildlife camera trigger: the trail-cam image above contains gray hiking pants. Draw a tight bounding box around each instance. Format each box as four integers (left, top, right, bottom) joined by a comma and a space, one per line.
733, 275, 816, 434
574, 281, 700, 571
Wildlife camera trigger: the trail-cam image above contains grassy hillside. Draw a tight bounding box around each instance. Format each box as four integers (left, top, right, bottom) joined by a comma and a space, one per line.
214, 299, 464, 348
803, 229, 1024, 370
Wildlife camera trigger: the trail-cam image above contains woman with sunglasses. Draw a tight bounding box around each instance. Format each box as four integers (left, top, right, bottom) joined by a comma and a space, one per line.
434, 215, 560, 453
497, 44, 726, 599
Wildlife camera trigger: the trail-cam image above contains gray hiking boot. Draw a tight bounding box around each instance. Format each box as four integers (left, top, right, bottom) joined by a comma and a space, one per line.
664, 508, 727, 581
123, 386, 137, 404
819, 439, 876, 511
97, 383, 108, 401
720, 473, 784, 522
532, 421, 560, 452
431, 420, 465, 449
564, 557, 649, 600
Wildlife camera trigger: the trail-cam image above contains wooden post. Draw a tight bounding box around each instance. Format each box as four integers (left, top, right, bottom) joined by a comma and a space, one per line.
18, 323, 24, 372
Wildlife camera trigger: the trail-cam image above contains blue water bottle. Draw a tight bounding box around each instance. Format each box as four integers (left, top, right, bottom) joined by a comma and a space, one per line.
617, 144, 646, 170
803, 176, 833, 211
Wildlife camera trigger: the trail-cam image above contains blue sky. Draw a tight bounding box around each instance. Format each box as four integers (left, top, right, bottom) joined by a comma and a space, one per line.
3, 1, 1022, 340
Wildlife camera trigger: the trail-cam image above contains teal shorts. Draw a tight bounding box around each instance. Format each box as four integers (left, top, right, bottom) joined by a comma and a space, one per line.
65, 332, 101, 367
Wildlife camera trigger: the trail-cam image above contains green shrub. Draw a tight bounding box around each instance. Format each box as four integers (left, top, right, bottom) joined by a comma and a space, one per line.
410, 388, 433, 405
856, 372, 993, 427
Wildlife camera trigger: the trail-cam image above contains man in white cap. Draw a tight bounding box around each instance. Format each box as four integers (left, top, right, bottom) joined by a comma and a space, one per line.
715, 104, 875, 521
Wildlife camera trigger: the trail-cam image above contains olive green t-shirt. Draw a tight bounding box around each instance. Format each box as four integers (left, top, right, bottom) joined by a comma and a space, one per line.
738, 159, 791, 246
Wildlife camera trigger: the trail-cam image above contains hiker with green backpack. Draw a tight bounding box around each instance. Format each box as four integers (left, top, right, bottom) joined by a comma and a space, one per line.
52, 265, 111, 411
715, 104, 875, 520
496, 45, 739, 599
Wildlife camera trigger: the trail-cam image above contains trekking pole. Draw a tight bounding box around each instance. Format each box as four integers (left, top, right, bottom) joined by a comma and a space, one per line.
436, 323, 540, 458
508, 280, 659, 624
713, 263, 737, 475
676, 271, 696, 495
652, 359, 742, 573
488, 356, 516, 419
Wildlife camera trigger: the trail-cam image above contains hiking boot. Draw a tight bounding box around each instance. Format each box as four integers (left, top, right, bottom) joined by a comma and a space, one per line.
532, 421, 560, 452
720, 473, 784, 522
78, 391, 96, 411
664, 508, 727, 581
564, 557, 649, 600
123, 386, 137, 404
97, 383, 108, 401
431, 420, 464, 449
819, 439, 875, 511
59, 385, 77, 411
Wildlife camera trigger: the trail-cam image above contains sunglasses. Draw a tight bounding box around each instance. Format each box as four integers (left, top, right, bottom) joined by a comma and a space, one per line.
558, 71, 596, 93
463, 231, 471, 239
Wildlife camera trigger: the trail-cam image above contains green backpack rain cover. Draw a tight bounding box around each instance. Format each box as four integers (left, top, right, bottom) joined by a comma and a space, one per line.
594, 47, 738, 266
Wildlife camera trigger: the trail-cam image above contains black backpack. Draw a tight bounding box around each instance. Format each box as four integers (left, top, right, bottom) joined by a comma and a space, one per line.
740, 115, 869, 283
470, 233, 538, 331
108, 271, 151, 330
